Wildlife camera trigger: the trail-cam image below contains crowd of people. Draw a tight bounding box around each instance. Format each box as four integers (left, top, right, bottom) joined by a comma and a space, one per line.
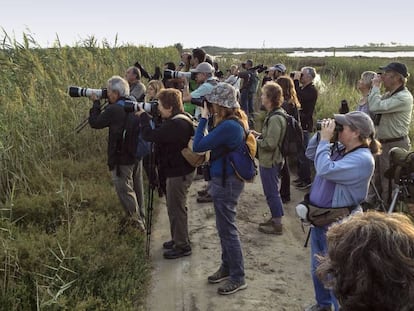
86, 50, 414, 308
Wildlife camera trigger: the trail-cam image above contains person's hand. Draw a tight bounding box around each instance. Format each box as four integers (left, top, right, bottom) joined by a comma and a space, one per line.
89, 92, 99, 101
134, 106, 145, 117
372, 73, 382, 88
201, 101, 210, 119
320, 118, 336, 141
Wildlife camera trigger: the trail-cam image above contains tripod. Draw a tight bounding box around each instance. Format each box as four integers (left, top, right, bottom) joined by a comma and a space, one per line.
145, 143, 156, 258
74, 101, 109, 133
388, 175, 413, 213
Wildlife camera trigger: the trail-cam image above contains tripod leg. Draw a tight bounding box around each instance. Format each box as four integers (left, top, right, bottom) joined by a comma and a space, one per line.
145, 143, 155, 258
388, 185, 400, 214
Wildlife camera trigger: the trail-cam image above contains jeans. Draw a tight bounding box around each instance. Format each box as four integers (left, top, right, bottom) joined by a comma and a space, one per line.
209, 175, 245, 283
240, 89, 254, 115
310, 226, 339, 311
298, 130, 312, 183
259, 165, 284, 218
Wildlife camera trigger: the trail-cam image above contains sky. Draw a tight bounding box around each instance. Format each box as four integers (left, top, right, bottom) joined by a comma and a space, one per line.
2, 0, 414, 49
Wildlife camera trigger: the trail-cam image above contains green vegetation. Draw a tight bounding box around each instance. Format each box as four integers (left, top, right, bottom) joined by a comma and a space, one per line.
1, 34, 414, 309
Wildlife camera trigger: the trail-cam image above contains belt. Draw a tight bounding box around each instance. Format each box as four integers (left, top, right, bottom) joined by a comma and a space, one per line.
379, 136, 406, 144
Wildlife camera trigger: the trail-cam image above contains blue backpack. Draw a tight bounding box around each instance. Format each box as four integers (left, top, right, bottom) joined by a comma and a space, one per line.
217, 121, 257, 183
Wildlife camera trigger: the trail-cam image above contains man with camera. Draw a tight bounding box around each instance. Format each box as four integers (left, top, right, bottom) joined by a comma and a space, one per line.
88, 76, 145, 233
238, 60, 259, 123
367, 62, 413, 205
293, 67, 318, 190
182, 62, 217, 119
125, 66, 146, 102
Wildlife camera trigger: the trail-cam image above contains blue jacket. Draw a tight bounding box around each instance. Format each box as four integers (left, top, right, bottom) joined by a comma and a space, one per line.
193, 118, 244, 178
306, 134, 374, 208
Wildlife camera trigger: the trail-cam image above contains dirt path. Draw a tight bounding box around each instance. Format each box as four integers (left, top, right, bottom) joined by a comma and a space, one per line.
146, 175, 315, 311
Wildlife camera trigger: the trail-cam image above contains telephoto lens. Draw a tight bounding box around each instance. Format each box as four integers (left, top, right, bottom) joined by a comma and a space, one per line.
68, 86, 107, 99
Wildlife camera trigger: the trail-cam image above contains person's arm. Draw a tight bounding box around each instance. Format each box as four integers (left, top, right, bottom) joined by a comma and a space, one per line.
368, 87, 411, 113
257, 115, 284, 151
305, 132, 320, 160
88, 98, 112, 129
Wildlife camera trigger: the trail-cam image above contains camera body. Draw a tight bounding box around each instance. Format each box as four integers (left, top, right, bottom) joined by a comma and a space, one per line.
201, 163, 211, 181
123, 100, 159, 116
163, 69, 195, 80
190, 96, 211, 108
316, 120, 344, 132
251, 64, 267, 73
68, 86, 108, 99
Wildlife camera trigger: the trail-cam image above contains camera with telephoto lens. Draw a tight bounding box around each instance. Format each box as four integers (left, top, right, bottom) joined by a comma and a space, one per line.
190, 96, 211, 108
316, 120, 344, 132
68, 86, 108, 99
251, 64, 268, 73
163, 69, 196, 80
123, 99, 159, 116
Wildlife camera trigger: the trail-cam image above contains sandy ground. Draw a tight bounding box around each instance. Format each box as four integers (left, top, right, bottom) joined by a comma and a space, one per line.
146, 173, 315, 311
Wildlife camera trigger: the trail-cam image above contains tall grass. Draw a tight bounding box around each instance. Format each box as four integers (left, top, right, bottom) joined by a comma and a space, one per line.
1, 32, 414, 309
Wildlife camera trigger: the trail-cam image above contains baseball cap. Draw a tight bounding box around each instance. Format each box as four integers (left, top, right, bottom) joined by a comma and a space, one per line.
334, 111, 375, 138
379, 62, 409, 78
268, 63, 287, 73
205, 82, 240, 109
190, 62, 214, 73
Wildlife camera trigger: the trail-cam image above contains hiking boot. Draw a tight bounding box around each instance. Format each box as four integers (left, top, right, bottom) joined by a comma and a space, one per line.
259, 218, 273, 226
162, 240, 175, 250
258, 223, 283, 235
304, 304, 332, 311
217, 280, 247, 295
163, 246, 192, 259
197, 193, 213, 203
208, 268, 230, 284
296, 181, 312, 190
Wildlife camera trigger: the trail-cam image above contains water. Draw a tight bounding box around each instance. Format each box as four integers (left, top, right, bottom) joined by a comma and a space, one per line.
288, 50, 414, 58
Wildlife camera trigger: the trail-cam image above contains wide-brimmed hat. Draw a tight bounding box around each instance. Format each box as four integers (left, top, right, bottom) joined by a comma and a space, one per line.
334, 111, 375, 138
205, 82, 240, 109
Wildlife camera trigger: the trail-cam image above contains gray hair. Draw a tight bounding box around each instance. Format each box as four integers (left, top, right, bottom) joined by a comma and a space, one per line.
107, 75, 130, 97
302, 66, 316, 79
361, 71, 376, 87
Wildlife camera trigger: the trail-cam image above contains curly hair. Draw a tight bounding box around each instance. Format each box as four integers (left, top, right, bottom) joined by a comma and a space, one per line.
316, 211, 414, 311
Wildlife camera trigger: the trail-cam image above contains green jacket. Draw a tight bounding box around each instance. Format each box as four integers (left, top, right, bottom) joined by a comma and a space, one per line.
368, 86, 413, 140
257, 108, 286, 168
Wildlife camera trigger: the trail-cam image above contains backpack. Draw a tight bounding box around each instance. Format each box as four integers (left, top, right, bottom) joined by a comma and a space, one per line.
217, 120, 258, 183
266, 109, 304, 158
227, 130, 257, 182
135, 120, 153, 160
171, 113, 207, 167
120, 112, 140, 159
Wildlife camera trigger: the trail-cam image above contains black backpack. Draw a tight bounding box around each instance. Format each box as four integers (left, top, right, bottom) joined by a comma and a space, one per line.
266, 110, 304, 158
120, 112, 140, 159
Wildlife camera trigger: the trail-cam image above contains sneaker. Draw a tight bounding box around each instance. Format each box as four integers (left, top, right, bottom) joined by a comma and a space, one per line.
259, 218, 273, 226
197, 189, 208, 196
258, 223, 283, 235
304, 304, 332, 311
208, 268, 230, 284
296, 181, 312, 190
197, 194, 213, 203
217, 280, 247, 295
163, 246, 192, 259
162, 240, 175, 249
